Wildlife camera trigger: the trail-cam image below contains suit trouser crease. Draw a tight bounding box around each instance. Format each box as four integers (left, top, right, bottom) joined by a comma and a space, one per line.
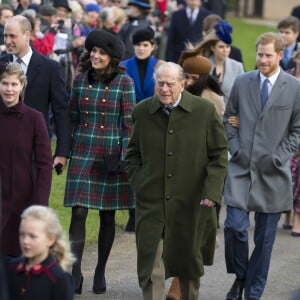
224, 206, 281, 299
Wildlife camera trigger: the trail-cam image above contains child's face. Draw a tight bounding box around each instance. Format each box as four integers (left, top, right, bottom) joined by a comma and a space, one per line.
0, 74, 24, 108
279, 27, 299, 47
19, 217, 54, 266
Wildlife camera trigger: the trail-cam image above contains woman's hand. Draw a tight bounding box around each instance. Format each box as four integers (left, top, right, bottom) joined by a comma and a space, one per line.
228, 115, 240, 128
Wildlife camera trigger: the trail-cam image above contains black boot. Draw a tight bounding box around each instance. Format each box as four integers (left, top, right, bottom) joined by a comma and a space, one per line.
124, 208, 135, 232
226, 278, 245, 300
93, 266, 106, 294
72, 263, 83, 294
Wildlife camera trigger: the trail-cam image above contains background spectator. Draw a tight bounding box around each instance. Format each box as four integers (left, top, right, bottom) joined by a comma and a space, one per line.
118, 0, 151, 59
165, 0, 211, 63
190, 20, 244, 105
0, 5, 14, 54
277, 16, 300, 70
202, 14, 244, 65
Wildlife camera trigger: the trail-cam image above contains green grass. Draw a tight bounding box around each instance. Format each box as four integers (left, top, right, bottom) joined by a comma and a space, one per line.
49, 17, 276, 242
228, 17, 276, 71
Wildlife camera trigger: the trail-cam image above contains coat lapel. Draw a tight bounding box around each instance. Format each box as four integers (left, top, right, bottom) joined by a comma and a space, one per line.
25, 52, 41, 89
248, 71, 261, 115
260, 70, 287, 117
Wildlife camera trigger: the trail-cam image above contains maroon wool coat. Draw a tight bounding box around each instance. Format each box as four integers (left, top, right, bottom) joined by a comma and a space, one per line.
0, 100, 52, 256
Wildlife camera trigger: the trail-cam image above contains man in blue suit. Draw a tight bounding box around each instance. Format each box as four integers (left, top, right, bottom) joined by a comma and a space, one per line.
165, 0, 211, 63
1, 15, 70, 171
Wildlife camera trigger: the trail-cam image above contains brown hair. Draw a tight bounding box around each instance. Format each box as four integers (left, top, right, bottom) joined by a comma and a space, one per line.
0, 4, 14, 18
78, 51, 125, 83
277, 16, 300, 33
203, 14, 222, 35
256, 32, 285, 53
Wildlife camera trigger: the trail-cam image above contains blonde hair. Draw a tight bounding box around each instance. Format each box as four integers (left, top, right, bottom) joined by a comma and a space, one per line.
21, 205, 75, 271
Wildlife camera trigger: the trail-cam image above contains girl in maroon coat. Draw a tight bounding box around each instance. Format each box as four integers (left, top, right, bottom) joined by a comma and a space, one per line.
0, 62, 52, 257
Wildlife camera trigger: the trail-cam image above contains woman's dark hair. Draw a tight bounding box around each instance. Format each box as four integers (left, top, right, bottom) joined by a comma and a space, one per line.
186, 73, 223, 96
78, 51, 125, 83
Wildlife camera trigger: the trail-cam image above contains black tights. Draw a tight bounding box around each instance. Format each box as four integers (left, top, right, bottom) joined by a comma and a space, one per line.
69, 207, 116, 277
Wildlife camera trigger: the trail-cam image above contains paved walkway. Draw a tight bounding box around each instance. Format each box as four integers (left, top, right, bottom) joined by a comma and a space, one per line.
75, 209, 300, 300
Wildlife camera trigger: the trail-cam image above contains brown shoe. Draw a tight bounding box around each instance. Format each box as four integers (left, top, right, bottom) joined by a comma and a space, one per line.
166, 277, 181, 300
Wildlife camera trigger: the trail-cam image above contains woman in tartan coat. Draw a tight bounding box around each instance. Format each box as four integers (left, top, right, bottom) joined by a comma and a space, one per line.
63, 29, 136, 295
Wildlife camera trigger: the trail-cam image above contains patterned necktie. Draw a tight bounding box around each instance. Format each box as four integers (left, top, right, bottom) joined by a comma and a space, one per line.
16, 57, 26, 73
260, 79, 269, 108
162, 105, 174, 117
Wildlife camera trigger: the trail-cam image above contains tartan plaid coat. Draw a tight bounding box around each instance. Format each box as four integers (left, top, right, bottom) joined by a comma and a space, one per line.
64, 71, 136, 210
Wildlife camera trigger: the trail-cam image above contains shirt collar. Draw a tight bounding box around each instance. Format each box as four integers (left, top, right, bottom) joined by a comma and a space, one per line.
260, 67, 280, 87
186, 7, 199, 18
13, 48, 33, 68
171, 93, 182, 107
286, 43, 296, 53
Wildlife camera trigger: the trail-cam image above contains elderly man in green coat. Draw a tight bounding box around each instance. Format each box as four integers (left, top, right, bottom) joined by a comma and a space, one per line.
125, 62, 228, 300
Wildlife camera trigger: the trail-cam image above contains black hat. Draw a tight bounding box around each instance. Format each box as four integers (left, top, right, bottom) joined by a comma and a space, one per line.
132, 26, 155, 44
85, 29, 125, 60
128, 0, 151, 9
53, 0, 72, 12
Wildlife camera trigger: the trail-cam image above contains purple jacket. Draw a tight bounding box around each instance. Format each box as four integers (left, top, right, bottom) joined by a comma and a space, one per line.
0, 100, 52, 256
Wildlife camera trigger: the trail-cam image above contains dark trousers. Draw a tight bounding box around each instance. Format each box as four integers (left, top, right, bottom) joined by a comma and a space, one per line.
224, 206, 281, 299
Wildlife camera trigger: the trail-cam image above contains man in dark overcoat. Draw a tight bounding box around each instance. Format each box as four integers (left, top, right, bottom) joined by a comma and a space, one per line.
126, 62, 228, 300
1, 15, 70, 171
165, 0, 211, 63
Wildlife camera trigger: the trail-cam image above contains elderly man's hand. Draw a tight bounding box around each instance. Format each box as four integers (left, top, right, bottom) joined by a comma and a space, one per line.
200, 198, 216, 207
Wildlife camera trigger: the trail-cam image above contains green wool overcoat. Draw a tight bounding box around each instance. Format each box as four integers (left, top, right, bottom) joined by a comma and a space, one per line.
125, 91, 228, 288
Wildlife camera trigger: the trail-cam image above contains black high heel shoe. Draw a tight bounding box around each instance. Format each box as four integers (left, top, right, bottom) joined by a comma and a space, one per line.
74, 275, 83, 294
93, 270, 106, 294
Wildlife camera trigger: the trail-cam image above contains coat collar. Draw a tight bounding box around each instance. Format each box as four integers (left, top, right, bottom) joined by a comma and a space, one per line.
149, 90, 194, 114
0, 99, 24, 115
15, 255, 56, 276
